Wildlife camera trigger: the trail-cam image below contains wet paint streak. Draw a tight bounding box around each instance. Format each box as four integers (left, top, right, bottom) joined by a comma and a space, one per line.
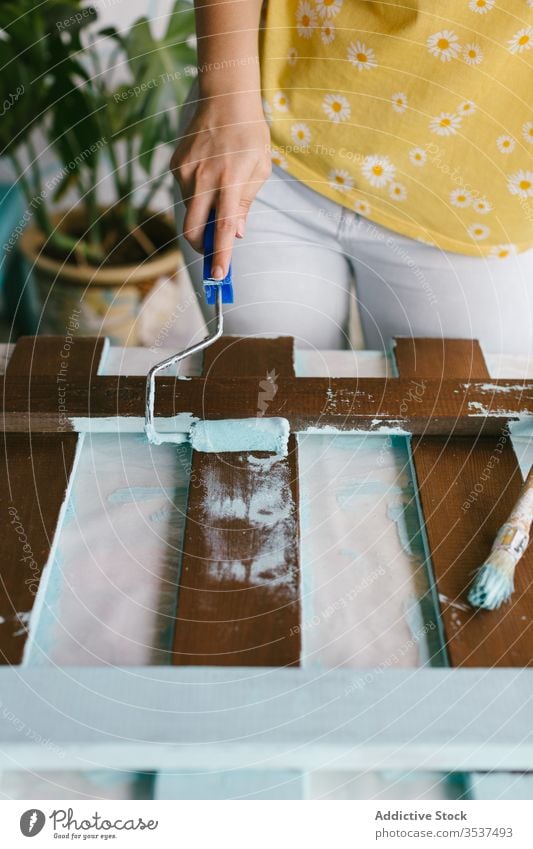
200, 454, 298, 594
108, 486, 177, 504
462, 382, 533, 393
13, 611, 31, 638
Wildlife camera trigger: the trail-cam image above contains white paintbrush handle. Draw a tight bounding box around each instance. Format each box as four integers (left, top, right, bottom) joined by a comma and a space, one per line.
507, 465, 533, 530
491, 523, 529, 560
491, 465, 533, 562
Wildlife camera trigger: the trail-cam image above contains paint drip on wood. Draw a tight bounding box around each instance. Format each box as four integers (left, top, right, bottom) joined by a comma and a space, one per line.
194, 452, 299, 595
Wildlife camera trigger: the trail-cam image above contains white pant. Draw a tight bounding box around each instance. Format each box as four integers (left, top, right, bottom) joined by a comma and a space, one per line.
176, 165, 533, 355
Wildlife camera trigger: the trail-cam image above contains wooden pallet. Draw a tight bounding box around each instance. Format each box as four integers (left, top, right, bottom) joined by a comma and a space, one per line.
0, 334, 532, 787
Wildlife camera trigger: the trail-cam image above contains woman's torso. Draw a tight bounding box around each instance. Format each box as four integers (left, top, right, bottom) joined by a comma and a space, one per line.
260, 0, 533, 256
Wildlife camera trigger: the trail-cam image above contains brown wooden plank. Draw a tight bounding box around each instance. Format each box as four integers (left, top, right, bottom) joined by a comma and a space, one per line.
394, 337, 490, 380
203, 336, 295, 377
396, 338, 533, 667
7, 335, 106, 377
172, 337, 301, 666
0, 336, 106, 665
2, 375, 533, 436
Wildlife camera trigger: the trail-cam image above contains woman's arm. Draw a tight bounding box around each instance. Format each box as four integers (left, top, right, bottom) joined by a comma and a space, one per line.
171, 0, 271, 280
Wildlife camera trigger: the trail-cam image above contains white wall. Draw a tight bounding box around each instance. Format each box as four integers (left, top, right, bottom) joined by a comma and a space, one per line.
92, 0, 175, 35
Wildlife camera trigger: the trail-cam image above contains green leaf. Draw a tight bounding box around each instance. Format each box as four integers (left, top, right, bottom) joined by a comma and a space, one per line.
98, 26, 123, 43
105, 68, 159, 141
0, 46, 46, 155
43, 2, 97, 35
123, 0, 196, 115
138, 113, 164, 174
48, 76, 106, 173
51, 168, 78, 203
0, 0, 96, 152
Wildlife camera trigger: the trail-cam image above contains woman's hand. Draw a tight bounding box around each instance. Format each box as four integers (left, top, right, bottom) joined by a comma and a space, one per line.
171, 97, 271, 280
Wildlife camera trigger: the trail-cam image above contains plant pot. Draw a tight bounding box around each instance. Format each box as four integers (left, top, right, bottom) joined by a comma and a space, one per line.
20, 208, 182, 346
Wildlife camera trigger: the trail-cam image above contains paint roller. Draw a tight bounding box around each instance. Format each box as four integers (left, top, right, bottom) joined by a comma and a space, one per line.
145, 211, 290, 455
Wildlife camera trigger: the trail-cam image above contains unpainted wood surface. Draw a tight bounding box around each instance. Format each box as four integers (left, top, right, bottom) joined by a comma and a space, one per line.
203, 336, 295, 378
394, 337, 488, 381
6, 335, 106, 378
396, 338, 533, 667
172, 336, 301, 666
3, 375, 533, 436
0, 336, 105, 664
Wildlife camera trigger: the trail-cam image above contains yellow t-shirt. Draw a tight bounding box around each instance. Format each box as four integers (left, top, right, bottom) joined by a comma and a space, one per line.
260, 0, 533, 256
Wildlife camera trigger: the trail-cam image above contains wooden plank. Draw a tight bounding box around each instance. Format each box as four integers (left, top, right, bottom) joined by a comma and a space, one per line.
2, 374, 533, 436
172, 438, 301, 665
154, 769, 304, 800
172, 336, 301, 666
203, 335, 295, 377
396, 338, 533, 667
0, 667, 532, 772
0, 336, 106, 664
6, 335, 107, 377
393, 337, 489, 380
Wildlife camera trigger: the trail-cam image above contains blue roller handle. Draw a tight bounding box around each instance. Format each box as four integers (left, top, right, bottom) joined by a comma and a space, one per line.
202, 209, 234, 305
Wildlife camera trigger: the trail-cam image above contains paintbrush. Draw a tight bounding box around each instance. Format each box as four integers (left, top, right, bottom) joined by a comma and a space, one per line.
468, 463, 533, 610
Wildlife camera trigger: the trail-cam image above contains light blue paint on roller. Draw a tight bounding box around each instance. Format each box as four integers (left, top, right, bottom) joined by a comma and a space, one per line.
190, 417, 290, 455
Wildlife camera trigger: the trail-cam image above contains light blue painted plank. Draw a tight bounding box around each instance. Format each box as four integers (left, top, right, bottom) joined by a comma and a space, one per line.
0, 668, 532, 772
403, 435, 449, 667
155, 770, 304, 800
469, 773, 533, 800
310, 770, 467, 800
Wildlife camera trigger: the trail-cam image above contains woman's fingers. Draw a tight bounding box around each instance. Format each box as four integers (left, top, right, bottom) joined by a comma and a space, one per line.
171, 107, 272, 266
181, 168, 251, 260
173, 141, 272, 267
182, 191, 215, 253
211, 163, 271, 269
235, 160, 272, 241
210, 185, 243, 279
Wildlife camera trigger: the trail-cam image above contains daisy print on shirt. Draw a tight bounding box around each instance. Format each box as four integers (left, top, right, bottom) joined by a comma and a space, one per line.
261, 0, 533, 254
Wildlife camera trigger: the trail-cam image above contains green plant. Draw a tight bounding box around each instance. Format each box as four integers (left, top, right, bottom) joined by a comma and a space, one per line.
0, 0, 196, 265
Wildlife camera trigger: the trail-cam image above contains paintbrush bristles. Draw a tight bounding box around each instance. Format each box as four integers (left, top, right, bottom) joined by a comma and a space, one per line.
468, 464, 533, 611
467, 550, 516, 610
